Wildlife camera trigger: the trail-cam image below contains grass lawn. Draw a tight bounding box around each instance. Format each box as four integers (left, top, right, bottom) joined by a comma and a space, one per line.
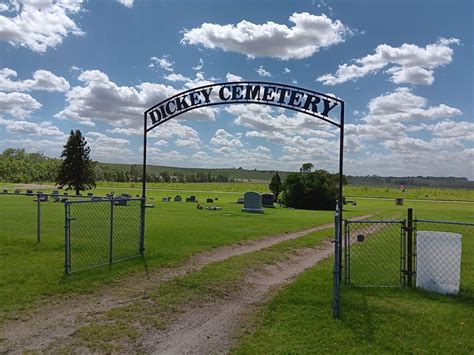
0, 185, 380, 319
232, 200, 474, 353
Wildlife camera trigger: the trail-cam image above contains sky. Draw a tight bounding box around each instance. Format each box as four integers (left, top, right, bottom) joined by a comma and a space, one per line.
0, 0, 473, 179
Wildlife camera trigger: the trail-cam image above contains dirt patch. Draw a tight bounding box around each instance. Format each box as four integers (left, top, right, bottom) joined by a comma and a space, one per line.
0, 214, 373, 353
140, 243, 334, 354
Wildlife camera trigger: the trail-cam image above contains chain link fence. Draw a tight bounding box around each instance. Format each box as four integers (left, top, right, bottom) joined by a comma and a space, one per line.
344, 220, 405, 287
343, 213, 473, 296
1, 190, 145, 273
0, 190, 86, 242
65, 198, 145, 273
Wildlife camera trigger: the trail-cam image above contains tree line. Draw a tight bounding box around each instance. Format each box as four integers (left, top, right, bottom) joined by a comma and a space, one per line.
0, 149, 235, 184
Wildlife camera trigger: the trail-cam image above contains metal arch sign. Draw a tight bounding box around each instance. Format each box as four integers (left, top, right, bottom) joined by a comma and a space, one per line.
144, 81, 344, 132
142, 82, 345, 316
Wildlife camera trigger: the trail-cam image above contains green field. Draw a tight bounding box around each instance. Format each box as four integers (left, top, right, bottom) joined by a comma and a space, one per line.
0, 183, 473, 352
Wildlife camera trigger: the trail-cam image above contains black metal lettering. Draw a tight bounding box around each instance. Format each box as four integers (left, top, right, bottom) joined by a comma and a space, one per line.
165, 101, 176, 115
275, 87, 290, 104
231, 85, 244, 100
288, 90, 303, 107
322, 99, 338, 117
244, 85, 261, 100
148, 110, 162, 125
175, 95, 190, 111
189, 91, 201, 106
200, 88, 212, 103
219, 86, 231, 101
303, 94, 321, 113
262, 86, 276, 102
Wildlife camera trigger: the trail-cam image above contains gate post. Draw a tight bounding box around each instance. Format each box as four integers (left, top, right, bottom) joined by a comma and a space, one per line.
333, 204, 341, 319
64, 202, 71, 274
37, 193, 41, 242
343, 220, 349, 285
139, 198, 145, 255
407, 208, 414, 287
109, 199, 114, 264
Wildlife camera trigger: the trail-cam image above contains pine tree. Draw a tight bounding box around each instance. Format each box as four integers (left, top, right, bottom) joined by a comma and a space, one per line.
56, 130, 96, 195
269, 172, 282, 202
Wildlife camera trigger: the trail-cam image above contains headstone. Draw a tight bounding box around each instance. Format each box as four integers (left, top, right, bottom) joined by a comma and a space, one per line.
87, 192, 94, 197
261, 193, 275, 208
206, 198, 213, 203
186, 195, 197, 202
121, 193, 131, 198
174, 195, 182, 202
2, 189, 7, 194
395, 198, 404, 206
197, 204, 203, 210
207, 206, 222, 210
241, 192, 264, 214
115, 196, 129, 206
215, 197, 219, 201
162, 197, 169, 202
237, 197, 244, 204
26, 189, 34, 196
14, 189, 21, 194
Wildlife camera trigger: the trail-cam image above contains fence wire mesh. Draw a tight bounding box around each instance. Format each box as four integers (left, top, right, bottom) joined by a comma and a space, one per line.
65, 198, 144, 273
414, 219, 473, 295
0, 191, 84, 243
344, 220, 405, 287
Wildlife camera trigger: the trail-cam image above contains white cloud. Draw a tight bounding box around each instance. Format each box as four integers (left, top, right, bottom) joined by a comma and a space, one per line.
192, 58, 204, 71
284, 68, 291, 74
317, 38, 460, 85
181, 12, 350, 60
256, 66, 271, 77
363, 88, 461, 124
226, 72, 243, 82
385, 66, 434, 85
154, 139, 168, 146
0, 0, 84, 53
0, 117, 64, 136
0, 68, 70, 92
0, 92, 41, 118
116, 0, 134, 7
210, 129, 243, 151
164, 73, 189, 82
55, 70, 179, 127
149, 55, 174, 72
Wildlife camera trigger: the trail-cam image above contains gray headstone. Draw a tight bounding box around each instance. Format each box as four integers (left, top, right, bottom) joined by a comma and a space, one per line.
174, 195, 182, 202
241, 192, 264, 214
262, 193, 275, 208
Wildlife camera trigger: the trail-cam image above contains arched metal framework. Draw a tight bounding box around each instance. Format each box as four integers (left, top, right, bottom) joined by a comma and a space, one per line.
142, 81, 345, 317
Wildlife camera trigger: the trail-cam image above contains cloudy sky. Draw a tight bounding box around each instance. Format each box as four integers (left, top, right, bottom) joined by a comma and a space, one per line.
0, 0, 472, 178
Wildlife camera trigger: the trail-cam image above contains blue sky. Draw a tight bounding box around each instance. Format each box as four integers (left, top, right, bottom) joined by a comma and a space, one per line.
0, 0, 472, 178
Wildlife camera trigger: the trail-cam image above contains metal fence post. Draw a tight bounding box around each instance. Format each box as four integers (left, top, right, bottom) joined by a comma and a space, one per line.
343, 220, 349, 285
37, 193, 41, 242
109, 199, 114, 264
407, 208, 413, 288
64, 202, 71, 274
139, 198, 145, 255
333, 204, 340, 319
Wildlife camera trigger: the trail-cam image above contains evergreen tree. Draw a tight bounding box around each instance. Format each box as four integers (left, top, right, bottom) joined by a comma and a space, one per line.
56, 130, 96, 195
269, 172, 282, 202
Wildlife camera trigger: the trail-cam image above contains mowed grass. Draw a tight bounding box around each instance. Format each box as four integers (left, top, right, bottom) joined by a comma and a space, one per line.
346, 185, 474, 202
232, 200, 474, 353
0, 186, 380, 319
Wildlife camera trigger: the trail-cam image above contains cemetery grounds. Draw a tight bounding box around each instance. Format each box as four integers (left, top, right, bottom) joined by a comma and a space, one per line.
0, 182, 473, 353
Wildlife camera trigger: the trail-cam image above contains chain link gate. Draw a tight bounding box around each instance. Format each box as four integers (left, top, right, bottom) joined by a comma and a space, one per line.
64, 198, 145, 273
344, 220, 407, 287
